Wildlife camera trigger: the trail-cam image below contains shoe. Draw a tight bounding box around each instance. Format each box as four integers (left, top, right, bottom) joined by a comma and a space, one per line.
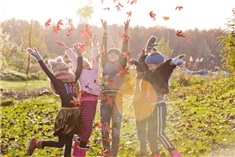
73, 146, 87, 157
170, 150, 182, 157
72, 138, 81, 156
27, 138, 43, 156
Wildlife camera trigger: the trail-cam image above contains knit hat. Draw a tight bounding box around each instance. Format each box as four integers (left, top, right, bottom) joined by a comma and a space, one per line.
107, 48, 121, 57
145, 52, 164, 64
48, 56, 69, 73
146, 36, 159, 53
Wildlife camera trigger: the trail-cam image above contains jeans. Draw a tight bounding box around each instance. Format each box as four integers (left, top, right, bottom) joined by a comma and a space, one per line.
100, 93, 123, 157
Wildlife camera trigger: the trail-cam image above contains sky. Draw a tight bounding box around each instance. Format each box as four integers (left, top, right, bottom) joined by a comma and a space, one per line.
0, 0, 234, 31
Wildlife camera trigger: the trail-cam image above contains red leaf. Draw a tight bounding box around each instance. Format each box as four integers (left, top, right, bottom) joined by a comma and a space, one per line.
45, 18, 51, 27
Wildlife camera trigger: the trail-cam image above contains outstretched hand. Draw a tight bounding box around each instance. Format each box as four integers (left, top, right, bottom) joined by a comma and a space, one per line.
26, 47, 42, 61
101, 19, 107, 32
124, 19, 130, 35
171, 54, 185, 66
92, 35, 99, 46
128, 58, 137, 65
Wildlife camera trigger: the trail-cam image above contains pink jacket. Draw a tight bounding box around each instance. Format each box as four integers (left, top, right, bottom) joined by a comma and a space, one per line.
65, 45, 100, 96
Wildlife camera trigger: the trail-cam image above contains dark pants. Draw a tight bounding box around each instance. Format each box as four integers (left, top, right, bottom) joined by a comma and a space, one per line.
42, 135, 73, 157
134, 100, 159, 155
100, 93, 123, 157
154, 102, 175, 151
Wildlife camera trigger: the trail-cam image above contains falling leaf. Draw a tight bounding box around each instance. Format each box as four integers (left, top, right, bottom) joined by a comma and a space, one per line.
175, 6, 183, 11
149, 11, 156, 21
163, 16, 170, 21
45, 18, 51, 27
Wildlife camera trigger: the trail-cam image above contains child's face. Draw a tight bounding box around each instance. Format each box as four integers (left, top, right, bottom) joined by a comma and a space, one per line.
108, 52, 119, 63
147, 63, 160, 72
83, 60, 91, 69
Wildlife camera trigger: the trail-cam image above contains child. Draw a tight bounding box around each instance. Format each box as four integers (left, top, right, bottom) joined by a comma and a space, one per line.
56, 36, 100, 157
140, 36, 184, 157
99, 19, 130, 157
26, 47, 82, 157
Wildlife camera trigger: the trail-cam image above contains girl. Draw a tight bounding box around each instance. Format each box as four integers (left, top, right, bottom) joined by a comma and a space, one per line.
26, 47, 82, 157
57, 36, 100, 157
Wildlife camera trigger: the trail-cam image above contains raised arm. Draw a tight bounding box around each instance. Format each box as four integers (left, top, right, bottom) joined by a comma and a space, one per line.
101, 19, 108, 68
120, 19, 130, 68
91, 35, 100, 70
26, 47, 56, 81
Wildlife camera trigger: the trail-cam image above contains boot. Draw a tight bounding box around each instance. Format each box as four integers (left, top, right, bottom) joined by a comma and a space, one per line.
27, 138, 43, 156
170, 150, 182, 157
73, 146, 87, 157
72, 138, 81, 156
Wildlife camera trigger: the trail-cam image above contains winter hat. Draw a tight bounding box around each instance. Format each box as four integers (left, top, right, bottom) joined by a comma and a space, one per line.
145, 52, 164, 64
48, 56, 70, 73
107, 48, 121, 57
146, 36, 159, 53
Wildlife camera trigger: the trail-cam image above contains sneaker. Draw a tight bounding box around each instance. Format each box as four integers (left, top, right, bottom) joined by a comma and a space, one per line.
27, 138, 38, 156
170, 150, 182, 157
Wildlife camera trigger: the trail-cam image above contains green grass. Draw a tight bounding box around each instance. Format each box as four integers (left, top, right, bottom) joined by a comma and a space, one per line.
1, 74, 235, 157
0, 80, 50, 90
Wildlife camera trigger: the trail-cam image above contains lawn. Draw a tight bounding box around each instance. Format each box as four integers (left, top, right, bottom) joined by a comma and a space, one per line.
1, 72, 235, 157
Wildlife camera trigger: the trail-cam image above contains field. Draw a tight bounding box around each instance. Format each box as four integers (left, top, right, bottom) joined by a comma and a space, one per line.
1, 70, 235, 157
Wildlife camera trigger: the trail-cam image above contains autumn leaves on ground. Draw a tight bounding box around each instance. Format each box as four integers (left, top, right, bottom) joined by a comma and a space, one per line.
1, 71, 235, 157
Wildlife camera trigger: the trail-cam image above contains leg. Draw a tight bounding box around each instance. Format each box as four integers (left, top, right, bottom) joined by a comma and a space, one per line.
147, 113, 160, 156
135, 118, 148, 156
156, 103, 181, 157
100, 100, 112, 156
110, 99, 123, 157
42, 135, 66, 148
77, 101, 97, 143
64, 135, 73, 157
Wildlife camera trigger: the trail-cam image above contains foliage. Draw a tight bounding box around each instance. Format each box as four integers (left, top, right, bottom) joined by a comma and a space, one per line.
219, 9, 235, 73
157, 36, 174, 58
1, 74, 235, 157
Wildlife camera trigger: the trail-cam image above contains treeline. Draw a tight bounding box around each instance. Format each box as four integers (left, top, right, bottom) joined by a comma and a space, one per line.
1, 18, 228, 73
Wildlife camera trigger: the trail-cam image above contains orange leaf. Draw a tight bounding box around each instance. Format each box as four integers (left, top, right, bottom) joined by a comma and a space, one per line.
45, 18, 51, 27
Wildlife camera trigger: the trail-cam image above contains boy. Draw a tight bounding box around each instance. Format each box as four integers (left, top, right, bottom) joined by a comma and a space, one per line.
141, 36, 184, 157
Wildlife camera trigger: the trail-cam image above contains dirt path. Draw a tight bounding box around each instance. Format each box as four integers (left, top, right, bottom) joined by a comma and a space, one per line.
1, 87, 52, 100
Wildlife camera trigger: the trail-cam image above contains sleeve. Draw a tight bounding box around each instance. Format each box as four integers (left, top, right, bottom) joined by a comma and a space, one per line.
159, 59, 176, 80
101, 32, 108, 68
75, 55, 83, 83
38, 60, 57, 83
120, 37, 128, 68
65, 48, 78, 72
138, 53, 149, 71
133, 60, 146, 73
91, 43, 99, 70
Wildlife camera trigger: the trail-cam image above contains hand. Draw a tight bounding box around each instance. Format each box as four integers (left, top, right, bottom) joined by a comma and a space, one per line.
26, 47, 42, 61
124, 19, 130, 35
92, 34, 99, 46
73, 42, 84, 55
171, 54, 185, 66
101, 19, 107, 33
146, 36, 158, 53
128, 58, 136, 65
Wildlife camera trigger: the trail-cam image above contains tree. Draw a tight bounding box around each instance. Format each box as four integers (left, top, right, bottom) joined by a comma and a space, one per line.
219, 9, 235, 73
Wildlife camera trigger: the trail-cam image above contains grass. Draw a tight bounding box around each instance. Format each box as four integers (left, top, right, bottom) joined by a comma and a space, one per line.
0, 80, 50, 91
1, 73, 235, 157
